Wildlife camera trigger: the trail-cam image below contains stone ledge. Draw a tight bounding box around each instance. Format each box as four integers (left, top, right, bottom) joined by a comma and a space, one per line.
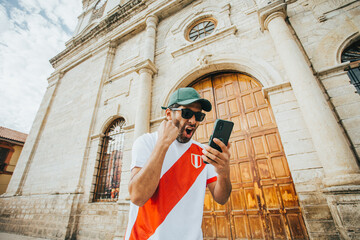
171, 25, 237, 58
323, 184, 360, 195
317, 62, 350, 78
263, 81, 292, 99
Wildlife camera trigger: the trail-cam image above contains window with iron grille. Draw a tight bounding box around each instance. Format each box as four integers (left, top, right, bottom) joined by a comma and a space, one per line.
187, 18, 217, 42
341, 39, 360, 94
93, 118, 125, 202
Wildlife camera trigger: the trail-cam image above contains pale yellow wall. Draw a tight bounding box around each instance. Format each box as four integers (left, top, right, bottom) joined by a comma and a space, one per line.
0, 174, 12, 194
0, 144, 23, 195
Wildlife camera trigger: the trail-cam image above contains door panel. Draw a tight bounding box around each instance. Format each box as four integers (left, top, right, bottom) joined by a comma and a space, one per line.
191, 73, 308, 239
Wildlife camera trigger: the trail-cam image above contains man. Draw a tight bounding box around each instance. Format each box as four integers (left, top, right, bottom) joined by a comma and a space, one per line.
124, 87, 232, 240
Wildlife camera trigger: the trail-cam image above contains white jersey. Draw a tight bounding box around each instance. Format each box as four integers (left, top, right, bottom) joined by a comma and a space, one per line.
125, 132, 217, 240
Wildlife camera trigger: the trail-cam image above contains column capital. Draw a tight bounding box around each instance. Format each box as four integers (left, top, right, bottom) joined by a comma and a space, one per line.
257, 0, 287, 31
146, 15, 158, 29
134, 59, 157, 75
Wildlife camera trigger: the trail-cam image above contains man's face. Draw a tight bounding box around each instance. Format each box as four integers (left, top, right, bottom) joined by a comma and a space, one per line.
171, 102, 203, 143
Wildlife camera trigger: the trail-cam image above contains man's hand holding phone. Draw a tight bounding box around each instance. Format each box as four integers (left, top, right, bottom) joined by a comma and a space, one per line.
202, 138, 231, 177
202, 119, 234, 177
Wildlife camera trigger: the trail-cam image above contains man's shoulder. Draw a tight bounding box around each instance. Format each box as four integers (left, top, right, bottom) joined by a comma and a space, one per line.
133, 132, 158, 146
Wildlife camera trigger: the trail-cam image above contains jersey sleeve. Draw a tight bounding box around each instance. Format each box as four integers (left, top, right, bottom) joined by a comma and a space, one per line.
130, 133, 156, 170
206, 164, 218, 185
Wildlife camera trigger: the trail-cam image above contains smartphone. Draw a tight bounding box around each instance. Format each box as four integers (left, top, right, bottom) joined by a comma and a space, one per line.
204, 119, 234, 164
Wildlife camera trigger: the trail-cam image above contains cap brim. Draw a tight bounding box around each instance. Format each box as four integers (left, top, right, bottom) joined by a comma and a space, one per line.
177, 98, 212, 112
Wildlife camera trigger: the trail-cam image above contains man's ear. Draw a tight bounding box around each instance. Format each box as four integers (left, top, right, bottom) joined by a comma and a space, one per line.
165, 108, 172, 121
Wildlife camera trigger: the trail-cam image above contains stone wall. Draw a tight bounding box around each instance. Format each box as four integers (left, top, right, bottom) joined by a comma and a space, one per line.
0, 194, 75, 239
70, 202, 119, 240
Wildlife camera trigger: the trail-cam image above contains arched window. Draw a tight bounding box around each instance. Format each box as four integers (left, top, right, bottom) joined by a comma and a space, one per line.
93, 118, 125, 202
187, 18, 217, 42
341, 39, 360, 94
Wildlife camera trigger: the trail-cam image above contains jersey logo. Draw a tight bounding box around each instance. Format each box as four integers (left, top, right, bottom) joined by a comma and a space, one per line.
191, 154, 202, 169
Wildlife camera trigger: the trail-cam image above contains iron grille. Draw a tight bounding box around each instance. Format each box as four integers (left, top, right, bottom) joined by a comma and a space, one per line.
189, 20, 215, 42
341, 39, 360, 94
347, 67, 360, 94
93, 118, 125, 202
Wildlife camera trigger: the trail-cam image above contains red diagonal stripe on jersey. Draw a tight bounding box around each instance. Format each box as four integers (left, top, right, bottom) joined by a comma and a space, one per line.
129, 144, 205, 240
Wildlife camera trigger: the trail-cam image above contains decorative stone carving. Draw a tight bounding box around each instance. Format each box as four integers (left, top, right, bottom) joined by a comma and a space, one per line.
197, 49, 213, 67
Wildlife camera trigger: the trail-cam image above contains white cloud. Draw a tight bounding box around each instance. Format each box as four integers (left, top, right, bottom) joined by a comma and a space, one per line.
0, 4, 10, 34
0, 0, 82, 133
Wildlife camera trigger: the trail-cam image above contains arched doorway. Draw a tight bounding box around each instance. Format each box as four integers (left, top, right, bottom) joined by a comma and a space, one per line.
191, 72, 308, 239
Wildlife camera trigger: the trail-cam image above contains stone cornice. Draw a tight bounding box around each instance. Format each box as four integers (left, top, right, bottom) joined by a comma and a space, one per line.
316, 62, 350, 77
262, 82, 292, 99
257, 0, 287, 31
49, 0, 145, 67
50, 0, 196, 71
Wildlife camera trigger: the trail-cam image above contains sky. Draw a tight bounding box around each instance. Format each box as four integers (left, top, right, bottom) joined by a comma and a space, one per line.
0, 0, 82, 134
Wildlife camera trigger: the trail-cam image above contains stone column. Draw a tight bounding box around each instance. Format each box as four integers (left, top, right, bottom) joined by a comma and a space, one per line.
133, 14, 158, 140
134, 16, 158, 139
133, 66, 156, 139
144, 15, 158, 62
113, 15, 158, 240
258, 1, 360, 187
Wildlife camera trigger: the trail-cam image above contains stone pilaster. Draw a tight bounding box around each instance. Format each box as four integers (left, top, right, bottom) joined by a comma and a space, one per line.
10, 71, 64, 196
144, 15, 158, 62
133, 15, 158, 140
257, 0, 360, 187
133, 60, 157, 140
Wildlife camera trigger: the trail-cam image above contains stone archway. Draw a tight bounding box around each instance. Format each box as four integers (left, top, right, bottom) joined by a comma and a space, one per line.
191, 72, 309, 240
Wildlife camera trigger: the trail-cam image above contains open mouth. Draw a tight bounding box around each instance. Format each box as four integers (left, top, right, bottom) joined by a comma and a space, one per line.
184, 126, 194, 138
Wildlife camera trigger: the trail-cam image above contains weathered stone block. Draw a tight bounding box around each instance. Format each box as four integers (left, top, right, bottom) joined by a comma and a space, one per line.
306, 220, 338, 233
303, 205, 333, 220
308, 232, 340, 240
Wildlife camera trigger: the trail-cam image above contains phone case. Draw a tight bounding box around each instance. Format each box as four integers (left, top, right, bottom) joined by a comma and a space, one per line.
205, 119, 234, 164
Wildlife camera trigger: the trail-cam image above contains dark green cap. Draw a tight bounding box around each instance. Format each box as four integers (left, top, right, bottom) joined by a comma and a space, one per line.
161, 87, 212, 112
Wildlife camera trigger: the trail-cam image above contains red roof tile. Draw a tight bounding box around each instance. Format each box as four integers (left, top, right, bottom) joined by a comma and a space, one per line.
0, 126, 28, 143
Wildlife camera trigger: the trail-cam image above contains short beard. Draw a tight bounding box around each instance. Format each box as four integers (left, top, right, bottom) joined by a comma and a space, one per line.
173, 119, 196, 143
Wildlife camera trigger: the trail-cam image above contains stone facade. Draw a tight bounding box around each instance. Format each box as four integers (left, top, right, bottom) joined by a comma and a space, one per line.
1, 0, 359, 239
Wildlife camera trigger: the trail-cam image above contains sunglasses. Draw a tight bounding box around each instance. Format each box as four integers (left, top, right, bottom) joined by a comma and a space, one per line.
170, 108, 206, 122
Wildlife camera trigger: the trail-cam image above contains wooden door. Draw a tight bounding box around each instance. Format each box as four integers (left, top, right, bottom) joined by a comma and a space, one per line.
192, 73, 308, 240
